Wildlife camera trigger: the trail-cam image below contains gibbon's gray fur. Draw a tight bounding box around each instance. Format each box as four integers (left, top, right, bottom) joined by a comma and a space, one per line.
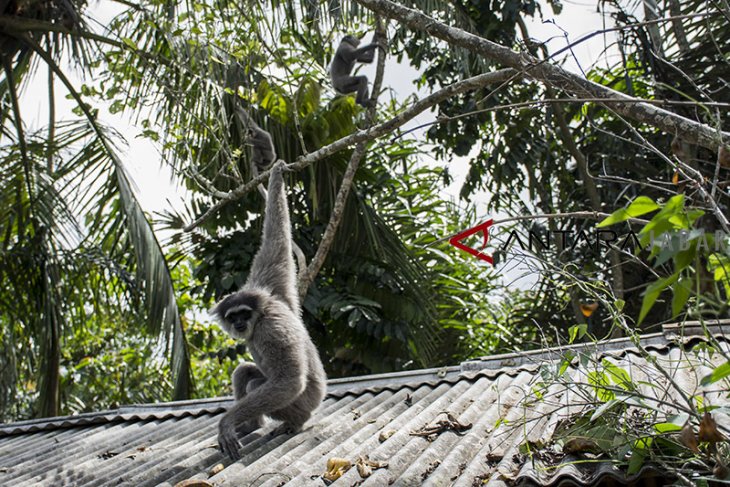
252, 178, 308, 287
210, 161, 327, 460
236, 106, 277, 171
330, 34, 380, 108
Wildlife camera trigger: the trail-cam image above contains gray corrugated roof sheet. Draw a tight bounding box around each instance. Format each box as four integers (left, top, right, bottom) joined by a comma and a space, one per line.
1, 321, 729, 486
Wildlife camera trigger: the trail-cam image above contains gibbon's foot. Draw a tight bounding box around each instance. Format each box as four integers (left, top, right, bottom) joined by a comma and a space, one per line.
270, 422, 303, 437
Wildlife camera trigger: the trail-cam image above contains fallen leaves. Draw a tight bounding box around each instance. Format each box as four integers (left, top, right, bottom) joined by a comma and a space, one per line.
323, 457, 352, 482
208, 463, 224, 477
562, 437, 601, 454
420, 460, 440, 481
378, 429, 396, 442
323, 455, 388, 482
173, 480, 213, 487
410, 412, 472, 441
355, 455, 388, 478
677, 413, 726, 455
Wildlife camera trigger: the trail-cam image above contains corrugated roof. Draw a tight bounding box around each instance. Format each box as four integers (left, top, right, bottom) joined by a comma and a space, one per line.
1, 321, 729, 487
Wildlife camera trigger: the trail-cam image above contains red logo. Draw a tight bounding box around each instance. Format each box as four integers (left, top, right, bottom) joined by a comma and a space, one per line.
449, 219, 494, 264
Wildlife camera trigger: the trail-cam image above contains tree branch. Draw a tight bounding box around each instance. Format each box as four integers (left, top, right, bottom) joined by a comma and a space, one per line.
398, 97, 730, 138
547, 87, 625, 335
352, 0, 730, 151
297, 18, 389, 297
183, 68, 517, 231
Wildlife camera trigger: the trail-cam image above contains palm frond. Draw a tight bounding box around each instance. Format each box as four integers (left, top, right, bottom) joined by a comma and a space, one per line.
111, 161, 193, 399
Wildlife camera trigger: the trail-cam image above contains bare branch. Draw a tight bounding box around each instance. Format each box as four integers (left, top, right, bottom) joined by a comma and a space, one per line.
297, 18, 389, 297
546, 89, 625, 334
352, 0, 730, 151
399, 97, 730, 138
183, 68, 517, 231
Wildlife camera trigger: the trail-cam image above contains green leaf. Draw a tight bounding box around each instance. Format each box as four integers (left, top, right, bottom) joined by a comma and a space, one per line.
654, 422, 683, 433
634, 436, 652, 450
121, 37, 138, 50
602, 359, 633, 390
627, 447, 646, 474
597, 196, 659, 228
587, 371, 615, 402
638, 273, 678, 324
590, 398, 619, 422
568, 324, 588, 344
700, 361, 730, 386
112, 154, 193, 400
558, 351, 574, 377
638, 195, 686, 245
671, 276, 692, 317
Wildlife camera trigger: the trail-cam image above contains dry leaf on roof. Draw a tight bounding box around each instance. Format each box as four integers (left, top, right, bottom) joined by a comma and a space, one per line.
379, 429, 396, 442
323, 457, 352, 482
485, 452, 503, 465
679, 422, 699, 453
410, 412, 472, 440
208, 463, 224, 477
421, 460, 440, 481
356, 455, 388, 478
173, 480, 213, 487
699, 412, 726, 443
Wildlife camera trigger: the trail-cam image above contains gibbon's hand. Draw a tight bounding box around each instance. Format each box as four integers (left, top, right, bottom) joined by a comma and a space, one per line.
218, 414, 242, 460
272, 160, 288, 173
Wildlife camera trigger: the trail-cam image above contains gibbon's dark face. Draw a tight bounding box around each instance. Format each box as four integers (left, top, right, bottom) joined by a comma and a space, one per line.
210, 291, 263, 340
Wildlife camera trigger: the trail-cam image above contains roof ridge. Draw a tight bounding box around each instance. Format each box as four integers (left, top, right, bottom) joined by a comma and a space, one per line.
2, 322, 727, 436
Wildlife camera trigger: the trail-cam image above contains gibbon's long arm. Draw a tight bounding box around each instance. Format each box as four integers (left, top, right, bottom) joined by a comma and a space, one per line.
339, 42, 377, 64
353, 43, 378, 62
246, 162, 299, 312
254, 182, 308, 288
